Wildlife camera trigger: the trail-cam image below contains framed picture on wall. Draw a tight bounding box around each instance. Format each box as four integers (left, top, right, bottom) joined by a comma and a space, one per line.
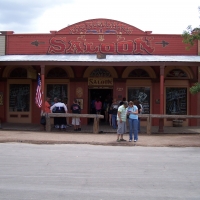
77, 98, 83, 109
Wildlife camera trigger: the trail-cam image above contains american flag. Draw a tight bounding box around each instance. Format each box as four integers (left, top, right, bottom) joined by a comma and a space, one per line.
35, 74, 42, 108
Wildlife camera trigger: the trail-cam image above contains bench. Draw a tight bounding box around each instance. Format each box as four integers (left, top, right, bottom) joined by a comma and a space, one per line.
46, 113, 104, 134
139, 114, 200, 134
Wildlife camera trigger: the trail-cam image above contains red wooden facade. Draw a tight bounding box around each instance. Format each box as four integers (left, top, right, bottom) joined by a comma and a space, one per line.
0, 18, 200, 128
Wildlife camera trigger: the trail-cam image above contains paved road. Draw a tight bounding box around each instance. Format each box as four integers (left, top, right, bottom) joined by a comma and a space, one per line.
0, 144, 200, 200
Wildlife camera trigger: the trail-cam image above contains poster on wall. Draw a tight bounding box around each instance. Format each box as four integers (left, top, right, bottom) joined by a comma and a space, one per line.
127, 87, 150, 114
166, 87, 187, 115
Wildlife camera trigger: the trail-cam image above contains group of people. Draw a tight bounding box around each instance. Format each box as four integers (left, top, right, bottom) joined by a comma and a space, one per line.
91, 96, 143, 142
116, 100, 142, 142
44, 96, 142, 141
44, 97, 81, 131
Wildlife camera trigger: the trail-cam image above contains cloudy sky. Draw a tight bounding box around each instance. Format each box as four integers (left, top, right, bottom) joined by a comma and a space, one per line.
0, 0, 199, 34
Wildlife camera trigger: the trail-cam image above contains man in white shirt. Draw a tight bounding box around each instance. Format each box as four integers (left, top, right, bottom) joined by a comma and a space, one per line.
116, 101, 128, 142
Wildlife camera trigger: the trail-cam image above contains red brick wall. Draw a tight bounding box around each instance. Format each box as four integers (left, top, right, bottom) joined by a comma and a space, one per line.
6, 34, 197, 55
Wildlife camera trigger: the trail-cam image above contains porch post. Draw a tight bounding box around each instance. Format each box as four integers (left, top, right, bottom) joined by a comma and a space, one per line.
197, 66, 200, 125
40, 65, 45, 112
158, 65, 165, 132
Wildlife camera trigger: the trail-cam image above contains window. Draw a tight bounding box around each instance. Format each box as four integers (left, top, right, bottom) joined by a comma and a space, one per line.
128, 69, 149, 78
90, 68, 111, 77
47, 84, 68, 105
9, 68, 27, 78
9, 84, 30, 112
47, 68, 68, 78
166, 88, 187, 115
166, 69, 187, 78
127, 87, 150, 114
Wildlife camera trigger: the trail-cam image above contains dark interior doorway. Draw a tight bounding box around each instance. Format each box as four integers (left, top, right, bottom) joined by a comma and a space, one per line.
88, 89, 113, 124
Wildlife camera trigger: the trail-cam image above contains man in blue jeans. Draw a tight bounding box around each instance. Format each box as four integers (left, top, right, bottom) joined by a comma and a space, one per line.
111, 98, 119, 129
127, 101, 138, 142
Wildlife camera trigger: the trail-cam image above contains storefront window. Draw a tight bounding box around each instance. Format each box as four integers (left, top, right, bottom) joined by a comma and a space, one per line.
9, 84, 30, 112
47, 84, 68, 105
128, 87, 150, 114
166, 87, 187, 115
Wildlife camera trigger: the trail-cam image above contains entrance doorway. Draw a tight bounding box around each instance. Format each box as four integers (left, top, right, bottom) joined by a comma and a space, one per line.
88, 88, 113, 124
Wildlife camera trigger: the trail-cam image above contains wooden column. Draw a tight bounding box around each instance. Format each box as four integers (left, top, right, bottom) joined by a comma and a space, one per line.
197, 66, 200, 125
158, 65, 165, 132
40, 65, 45, 112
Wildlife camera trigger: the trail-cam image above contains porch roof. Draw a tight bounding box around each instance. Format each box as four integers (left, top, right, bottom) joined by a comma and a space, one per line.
0, 54, 200, 63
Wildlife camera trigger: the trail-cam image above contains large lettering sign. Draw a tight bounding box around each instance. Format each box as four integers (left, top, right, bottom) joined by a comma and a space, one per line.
88, 78, 113, 86
8, 19, 195, 55
48, 36, 155, 55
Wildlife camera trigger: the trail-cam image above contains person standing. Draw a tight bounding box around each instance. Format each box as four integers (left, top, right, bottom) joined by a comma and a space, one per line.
50, 99, 67, 129
44, 96, 51, 113
95, 98, 102, 115
119, 97, 126, 106
111, 98, 119, 129
71, 99, 81, 131
116, 101, 128, 142
133, 100, 142, 133
127, 101, 138, 142
103, 98, 109, 122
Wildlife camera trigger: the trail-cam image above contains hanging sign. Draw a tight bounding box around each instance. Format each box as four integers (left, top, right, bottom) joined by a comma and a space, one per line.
88, 78, 113, 86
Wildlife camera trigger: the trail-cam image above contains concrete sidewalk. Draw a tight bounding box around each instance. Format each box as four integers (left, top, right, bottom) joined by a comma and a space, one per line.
1, 122, 200, 147
0, 129, 200, 147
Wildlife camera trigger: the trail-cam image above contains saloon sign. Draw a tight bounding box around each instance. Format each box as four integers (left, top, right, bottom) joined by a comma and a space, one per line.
88, 78, 113, 86
48, 36, 155, 55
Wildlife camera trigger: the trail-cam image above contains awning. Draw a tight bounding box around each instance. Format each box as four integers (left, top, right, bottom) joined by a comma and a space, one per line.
0, 54, 200, 62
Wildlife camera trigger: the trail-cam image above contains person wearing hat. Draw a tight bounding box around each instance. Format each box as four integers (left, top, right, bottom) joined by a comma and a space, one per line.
116, 101, 128, 142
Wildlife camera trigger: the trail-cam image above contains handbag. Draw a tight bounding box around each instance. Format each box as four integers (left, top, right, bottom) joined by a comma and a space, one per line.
40, 116, 46, 125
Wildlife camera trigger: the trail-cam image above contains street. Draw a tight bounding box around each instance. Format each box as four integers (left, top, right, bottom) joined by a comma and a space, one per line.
0, 143, 200, 200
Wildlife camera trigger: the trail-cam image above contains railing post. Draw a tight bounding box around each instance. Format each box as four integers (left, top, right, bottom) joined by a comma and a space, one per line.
147, 115, 152, 134
46, 114, 51, 132
93, 116, 99, 134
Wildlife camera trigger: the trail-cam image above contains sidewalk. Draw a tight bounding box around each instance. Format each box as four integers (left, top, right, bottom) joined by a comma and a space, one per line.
0, 123, 200, 147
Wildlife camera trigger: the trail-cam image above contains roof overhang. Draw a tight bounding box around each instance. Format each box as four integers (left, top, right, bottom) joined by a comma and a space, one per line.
0, 55, 200, 67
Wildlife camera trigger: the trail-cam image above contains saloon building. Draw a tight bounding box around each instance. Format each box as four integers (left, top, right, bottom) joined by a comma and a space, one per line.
0, 18, 200, 127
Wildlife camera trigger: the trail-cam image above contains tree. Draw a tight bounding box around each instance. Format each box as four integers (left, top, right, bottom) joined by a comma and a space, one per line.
182, 6, 200, 49
182, 6, 200, 94
190, 82, 200, 94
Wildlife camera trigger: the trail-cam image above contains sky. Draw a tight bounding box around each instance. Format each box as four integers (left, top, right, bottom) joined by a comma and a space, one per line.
0, 0, 199, 35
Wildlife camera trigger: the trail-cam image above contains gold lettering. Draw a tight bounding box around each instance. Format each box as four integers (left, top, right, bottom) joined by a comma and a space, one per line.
88, 78, 113, 86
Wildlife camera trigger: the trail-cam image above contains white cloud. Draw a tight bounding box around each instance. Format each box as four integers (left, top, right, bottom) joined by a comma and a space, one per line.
1, 0, 199, 34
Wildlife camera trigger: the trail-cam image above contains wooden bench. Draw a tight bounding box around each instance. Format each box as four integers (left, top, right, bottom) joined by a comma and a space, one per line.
140, 114, 200, 134
46, 113, 104, 134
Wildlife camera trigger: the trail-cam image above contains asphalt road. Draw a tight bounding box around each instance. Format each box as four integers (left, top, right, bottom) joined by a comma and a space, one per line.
0, 143, 200, 200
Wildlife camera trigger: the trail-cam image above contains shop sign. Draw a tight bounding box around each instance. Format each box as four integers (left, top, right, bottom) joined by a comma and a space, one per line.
48, 37, 155, 55
88, 78, 113, 86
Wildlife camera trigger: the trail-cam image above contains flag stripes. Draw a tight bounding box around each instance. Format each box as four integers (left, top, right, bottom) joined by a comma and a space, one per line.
35, 74, 42, 108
